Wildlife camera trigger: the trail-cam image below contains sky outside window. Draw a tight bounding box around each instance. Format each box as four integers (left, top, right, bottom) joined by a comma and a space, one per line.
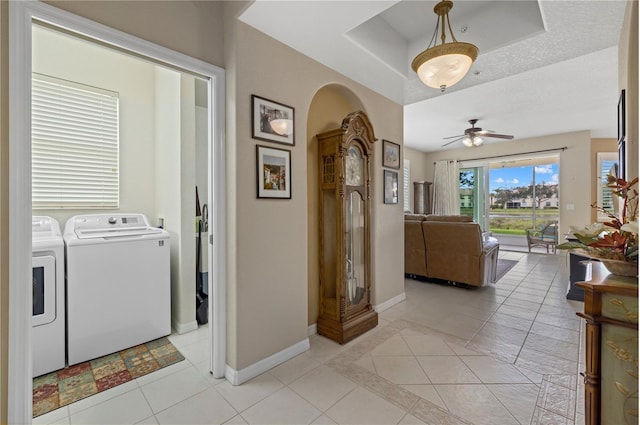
490, 164, 559, 192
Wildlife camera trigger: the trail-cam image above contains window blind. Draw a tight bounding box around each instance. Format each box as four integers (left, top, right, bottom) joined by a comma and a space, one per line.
597, 152, 618, 220
32, 74, 119, 209
403, 159, 410, 212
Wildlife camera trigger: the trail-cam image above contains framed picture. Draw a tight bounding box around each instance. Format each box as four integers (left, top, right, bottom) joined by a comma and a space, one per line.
618, 89, 626, 142
618, 89, 626, 179
618, 137, 626, 181
384, 170, 398, 204
256, 145, 291, 199
252, 95, 295, 146
382, 139, 400, 169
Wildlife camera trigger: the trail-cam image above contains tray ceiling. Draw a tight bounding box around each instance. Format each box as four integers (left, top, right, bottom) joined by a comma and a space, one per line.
240, 1, 627, 151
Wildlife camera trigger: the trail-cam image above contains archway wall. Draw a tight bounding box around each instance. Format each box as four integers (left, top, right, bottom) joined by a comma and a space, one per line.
306, 85, 365, 325
306, 85, 404, 326
226, 11, 405, 371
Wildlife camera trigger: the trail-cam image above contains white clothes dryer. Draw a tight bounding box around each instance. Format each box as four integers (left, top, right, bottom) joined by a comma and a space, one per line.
64, 213, 171, 366
32, 216, 66, 377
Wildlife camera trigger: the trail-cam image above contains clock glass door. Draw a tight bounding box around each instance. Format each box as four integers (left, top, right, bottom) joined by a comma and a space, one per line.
345, 145, 365, 308
346, 190, 365, 306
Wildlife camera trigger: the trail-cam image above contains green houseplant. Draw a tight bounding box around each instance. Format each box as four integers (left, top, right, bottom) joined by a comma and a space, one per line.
558, 175, 638, 277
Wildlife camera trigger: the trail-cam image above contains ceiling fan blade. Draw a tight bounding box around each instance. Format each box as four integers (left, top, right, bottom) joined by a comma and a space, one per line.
441, 137, 464, 147
443, 134, 464, 140
483, 133, 514, 140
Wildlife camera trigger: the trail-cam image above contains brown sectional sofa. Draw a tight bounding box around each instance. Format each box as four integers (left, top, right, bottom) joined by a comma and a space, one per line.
404, 214, 500, 287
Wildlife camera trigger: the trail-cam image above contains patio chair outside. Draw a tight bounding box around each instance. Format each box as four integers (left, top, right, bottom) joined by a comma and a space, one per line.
526, 221, 558, 254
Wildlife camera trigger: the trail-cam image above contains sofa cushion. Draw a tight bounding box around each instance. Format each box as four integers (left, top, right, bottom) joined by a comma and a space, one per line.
404, 213, 428, 222
425, 215, 473, 223
422, 221, 491, 286
482, 240, 500, 254
404, 219, 428, 276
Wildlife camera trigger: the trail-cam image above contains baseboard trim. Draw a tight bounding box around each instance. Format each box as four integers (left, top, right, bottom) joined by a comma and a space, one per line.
225, 338, 310, 385
375, 292, 406, 313
307, 323, 317, 336
172, 319, 199, 335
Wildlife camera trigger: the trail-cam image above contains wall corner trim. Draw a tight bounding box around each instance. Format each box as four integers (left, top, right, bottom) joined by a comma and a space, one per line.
225, 338, 310, 386
307, 323, 317, 336
172, 319, 199, 335
375, 292, 406, 313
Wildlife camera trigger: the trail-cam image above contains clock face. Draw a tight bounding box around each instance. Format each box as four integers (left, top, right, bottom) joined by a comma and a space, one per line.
345, 147, 363, 186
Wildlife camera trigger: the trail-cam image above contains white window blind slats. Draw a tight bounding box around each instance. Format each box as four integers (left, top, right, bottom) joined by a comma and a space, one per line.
403, 159, 410, 212
33, 117, 118, 142
33, 142, 118, 162
32, 74, 119, 209
600, 158, 617, 211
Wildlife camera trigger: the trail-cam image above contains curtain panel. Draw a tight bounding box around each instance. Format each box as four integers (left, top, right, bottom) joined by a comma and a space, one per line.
433, 160, 460, 215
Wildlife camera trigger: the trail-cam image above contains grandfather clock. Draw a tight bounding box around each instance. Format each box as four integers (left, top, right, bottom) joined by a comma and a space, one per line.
316, 111, 378, 344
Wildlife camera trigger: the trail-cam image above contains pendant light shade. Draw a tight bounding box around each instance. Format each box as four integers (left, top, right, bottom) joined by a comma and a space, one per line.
411, 1, 478, 92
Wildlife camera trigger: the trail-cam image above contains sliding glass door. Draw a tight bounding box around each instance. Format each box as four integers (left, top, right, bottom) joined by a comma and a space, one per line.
459, 155, 559, 244
488, 157, 559, 238
459, 167, 487, 230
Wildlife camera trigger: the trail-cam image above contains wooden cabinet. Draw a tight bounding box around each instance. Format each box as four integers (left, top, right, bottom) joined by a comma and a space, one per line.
413, 181, 432, 214
315, 111, 378, 344
577, 262, 638, 425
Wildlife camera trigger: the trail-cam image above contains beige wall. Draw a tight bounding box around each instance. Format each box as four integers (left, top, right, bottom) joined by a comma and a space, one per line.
403, 146, 433, 213
619, 0, 638, 183
225, 14, 404, 370
420, 131, 593, 238
46, 1, 225, 69
1, 0, 8, 422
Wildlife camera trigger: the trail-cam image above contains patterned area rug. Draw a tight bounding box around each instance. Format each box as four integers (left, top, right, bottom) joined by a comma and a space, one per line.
33, 337, 184, 417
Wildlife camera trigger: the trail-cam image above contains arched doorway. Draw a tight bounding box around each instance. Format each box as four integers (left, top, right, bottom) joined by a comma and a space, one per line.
306, 85, 366, 328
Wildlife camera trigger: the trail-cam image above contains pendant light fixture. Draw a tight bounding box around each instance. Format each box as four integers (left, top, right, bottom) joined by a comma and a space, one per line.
411, 0, 478, 92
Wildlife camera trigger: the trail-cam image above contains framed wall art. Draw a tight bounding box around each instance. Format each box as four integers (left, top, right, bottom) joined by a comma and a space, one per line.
618, 89, 626, 142
382, 139, 400, 169
252, 95, 295, 146
256, 145, 291, 199
618, 89, 626, 179
384, 170, 398, 204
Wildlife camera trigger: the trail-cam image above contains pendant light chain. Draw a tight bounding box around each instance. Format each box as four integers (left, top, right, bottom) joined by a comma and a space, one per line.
445, 11, 458, 43
411, 0, 478, 91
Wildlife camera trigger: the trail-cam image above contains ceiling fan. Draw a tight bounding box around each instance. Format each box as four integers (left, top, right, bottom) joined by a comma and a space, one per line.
441, 119, 514, 148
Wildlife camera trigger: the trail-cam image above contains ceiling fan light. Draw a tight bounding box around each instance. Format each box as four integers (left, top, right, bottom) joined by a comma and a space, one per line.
462, 136, 473, 147
472, 136, 483, 146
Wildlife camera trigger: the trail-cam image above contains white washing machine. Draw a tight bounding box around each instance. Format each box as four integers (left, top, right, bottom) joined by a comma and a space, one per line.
64, 213, 171, 365
32, 216, 66, 377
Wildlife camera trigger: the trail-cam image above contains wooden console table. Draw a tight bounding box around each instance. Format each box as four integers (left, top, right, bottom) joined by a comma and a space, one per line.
577, 262, 638, 425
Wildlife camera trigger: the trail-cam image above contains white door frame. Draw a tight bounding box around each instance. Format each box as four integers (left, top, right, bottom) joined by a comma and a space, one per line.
8, 2, 227, 422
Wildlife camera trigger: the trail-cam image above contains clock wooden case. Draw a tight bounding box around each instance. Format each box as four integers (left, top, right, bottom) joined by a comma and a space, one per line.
316, 111, 378, 344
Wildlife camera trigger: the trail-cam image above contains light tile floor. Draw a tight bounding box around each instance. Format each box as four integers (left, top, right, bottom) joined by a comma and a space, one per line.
34, 250, 585, 425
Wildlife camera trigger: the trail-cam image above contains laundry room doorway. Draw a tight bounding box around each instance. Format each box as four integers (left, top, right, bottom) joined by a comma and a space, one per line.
8, 2, 226, 422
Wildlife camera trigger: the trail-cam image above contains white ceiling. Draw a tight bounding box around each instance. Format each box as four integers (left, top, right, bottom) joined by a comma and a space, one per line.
239, 1, 627, 152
